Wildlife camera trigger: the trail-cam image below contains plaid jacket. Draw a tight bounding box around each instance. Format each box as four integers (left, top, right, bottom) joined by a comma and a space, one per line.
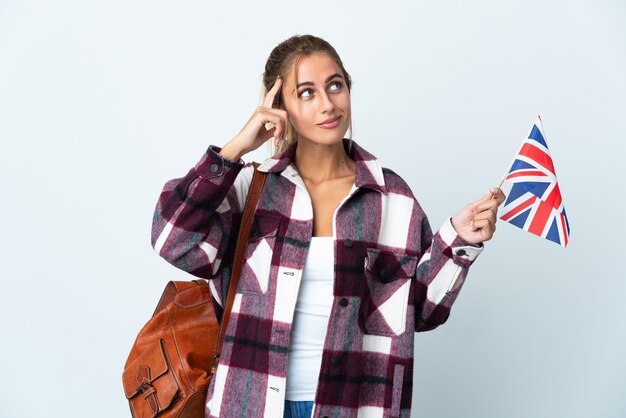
152, 140, 483, 418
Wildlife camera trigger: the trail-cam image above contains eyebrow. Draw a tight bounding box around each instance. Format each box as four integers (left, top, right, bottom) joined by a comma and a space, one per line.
296, 73, 343, 89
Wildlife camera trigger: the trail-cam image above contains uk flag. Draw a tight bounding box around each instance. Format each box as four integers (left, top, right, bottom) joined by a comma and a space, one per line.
500, 116, 570, 247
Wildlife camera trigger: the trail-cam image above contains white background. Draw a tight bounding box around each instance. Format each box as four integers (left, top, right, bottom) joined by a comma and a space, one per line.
1, 1, 625, 417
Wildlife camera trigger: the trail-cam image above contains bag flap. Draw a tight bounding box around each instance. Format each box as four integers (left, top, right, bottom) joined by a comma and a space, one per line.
122, 339, 177, 406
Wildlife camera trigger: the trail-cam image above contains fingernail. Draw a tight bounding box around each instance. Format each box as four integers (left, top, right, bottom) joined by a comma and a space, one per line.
490, 187, 498, 193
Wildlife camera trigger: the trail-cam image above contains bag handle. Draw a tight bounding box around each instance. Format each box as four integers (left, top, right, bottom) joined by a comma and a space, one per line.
211, 163, 267, 374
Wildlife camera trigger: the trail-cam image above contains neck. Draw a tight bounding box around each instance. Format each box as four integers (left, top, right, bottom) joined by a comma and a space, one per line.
294, 139, 355, 183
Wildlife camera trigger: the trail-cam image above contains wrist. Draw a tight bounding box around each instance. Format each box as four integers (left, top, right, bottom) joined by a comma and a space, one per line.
450, 215, 461, 233
220, 141, 246, 162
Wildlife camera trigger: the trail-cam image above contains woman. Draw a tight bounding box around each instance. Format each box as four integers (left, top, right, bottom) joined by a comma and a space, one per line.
152, 35, 505, 418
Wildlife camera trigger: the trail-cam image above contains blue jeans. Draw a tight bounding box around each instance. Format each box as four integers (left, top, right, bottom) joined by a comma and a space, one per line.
283, 400, 314, 418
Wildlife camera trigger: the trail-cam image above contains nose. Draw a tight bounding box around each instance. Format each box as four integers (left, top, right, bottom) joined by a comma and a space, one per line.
318, 91, 334, 113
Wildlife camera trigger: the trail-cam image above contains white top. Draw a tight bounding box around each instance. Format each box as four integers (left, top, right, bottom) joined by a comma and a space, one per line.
285, 237, 335, 401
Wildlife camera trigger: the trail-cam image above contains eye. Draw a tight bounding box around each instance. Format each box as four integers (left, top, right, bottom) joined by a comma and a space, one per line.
298, 88, 314, 99
329, 81, 343, 92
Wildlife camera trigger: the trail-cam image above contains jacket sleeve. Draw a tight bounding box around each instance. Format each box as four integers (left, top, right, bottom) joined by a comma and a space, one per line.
414, 213, 484, 332
151, 146, 255, 285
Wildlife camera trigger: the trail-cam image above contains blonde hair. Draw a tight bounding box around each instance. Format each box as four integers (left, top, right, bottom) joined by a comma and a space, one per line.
261, 35, 353, 154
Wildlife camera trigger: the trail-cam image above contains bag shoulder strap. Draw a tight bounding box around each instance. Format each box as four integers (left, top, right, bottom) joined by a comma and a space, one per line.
212, 163, 267, 372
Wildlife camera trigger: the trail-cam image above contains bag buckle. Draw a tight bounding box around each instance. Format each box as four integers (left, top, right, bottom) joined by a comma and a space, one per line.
135, 365, 160, 415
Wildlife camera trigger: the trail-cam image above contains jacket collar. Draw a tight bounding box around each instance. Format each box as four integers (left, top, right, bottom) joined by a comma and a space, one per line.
256, 139, 387, 194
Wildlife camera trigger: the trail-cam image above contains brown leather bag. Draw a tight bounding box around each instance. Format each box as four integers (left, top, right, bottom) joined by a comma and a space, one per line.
122, 165, 267, 418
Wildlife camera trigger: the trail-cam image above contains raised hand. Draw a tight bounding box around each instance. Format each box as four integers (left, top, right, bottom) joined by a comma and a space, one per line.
220, 77, 289, 161
451, 187, 506, 245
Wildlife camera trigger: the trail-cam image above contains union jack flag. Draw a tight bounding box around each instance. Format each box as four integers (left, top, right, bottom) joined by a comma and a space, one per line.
500, 116, 570, 247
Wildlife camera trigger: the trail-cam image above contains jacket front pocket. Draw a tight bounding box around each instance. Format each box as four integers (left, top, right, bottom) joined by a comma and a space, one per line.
363, 248, 418, 336
239, 213, 280, 295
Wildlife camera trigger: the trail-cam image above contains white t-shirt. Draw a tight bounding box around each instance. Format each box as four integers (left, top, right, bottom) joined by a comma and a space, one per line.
285, 237, 335, 401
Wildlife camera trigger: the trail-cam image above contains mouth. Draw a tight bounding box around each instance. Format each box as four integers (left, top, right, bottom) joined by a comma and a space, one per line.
317, 115, 342, 128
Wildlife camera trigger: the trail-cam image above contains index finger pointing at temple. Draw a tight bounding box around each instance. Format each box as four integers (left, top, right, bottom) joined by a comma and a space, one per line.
263, 77, 283, 109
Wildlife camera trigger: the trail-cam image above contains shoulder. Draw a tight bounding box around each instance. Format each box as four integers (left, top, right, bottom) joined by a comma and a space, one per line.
380, 166, 430, 219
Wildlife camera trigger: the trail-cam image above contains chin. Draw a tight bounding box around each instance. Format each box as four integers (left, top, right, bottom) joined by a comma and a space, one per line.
310, 128, 349, 145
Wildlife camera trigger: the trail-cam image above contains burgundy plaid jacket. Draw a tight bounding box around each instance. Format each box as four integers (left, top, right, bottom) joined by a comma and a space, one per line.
152, 140, 483, 418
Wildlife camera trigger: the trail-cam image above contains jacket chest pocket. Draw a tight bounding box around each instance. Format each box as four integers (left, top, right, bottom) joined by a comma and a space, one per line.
238, 213, 281, 295
363, 248, 418, 336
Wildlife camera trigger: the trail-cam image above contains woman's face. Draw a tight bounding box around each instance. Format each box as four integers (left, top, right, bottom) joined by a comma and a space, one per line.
280, 52, 351, 147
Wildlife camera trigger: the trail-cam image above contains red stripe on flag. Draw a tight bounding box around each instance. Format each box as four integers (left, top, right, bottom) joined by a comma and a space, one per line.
543, 183, 562, 209
560, 213, 569, 247
506, 170, 548, 179
519, 143, 556, 175
528, 200, 552, 236
500, 195, 536, 221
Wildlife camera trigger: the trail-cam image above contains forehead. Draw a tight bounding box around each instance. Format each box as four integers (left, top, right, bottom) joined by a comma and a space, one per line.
287, 52, 342, 85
